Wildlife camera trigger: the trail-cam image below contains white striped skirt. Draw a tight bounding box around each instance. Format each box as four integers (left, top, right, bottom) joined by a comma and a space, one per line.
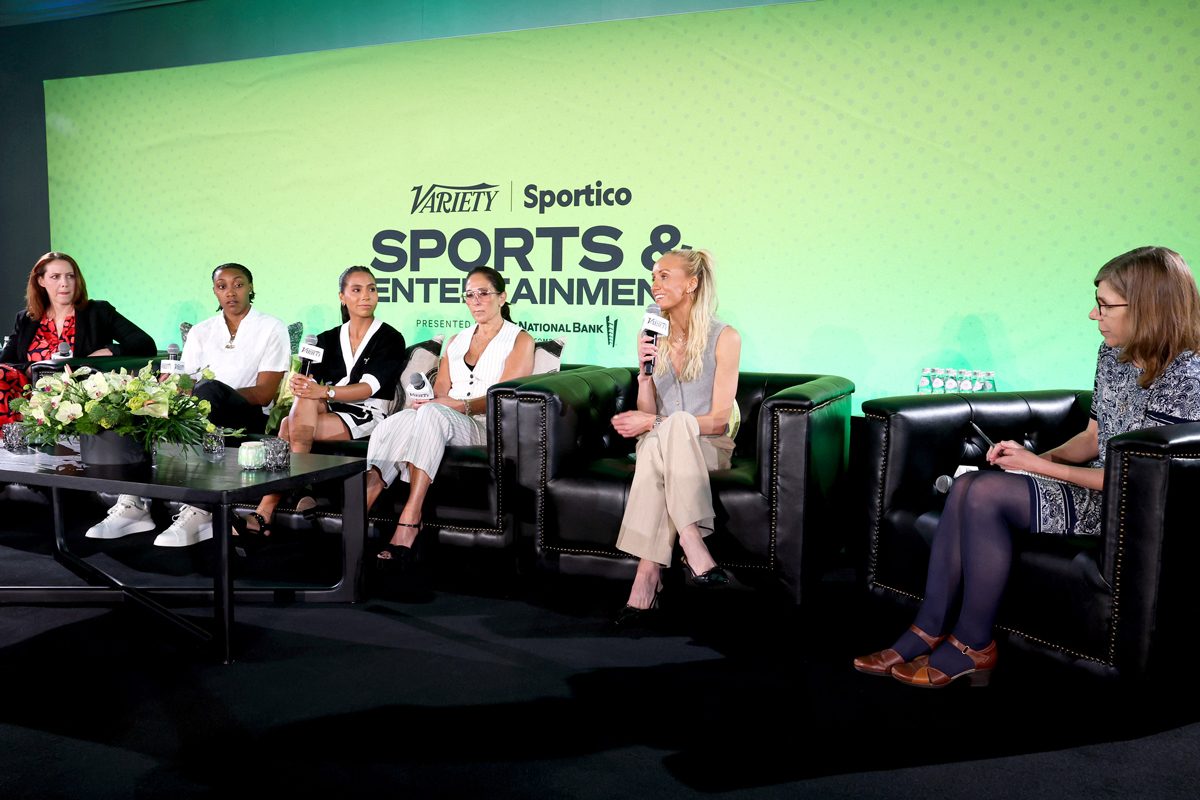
366, 402, 486, 486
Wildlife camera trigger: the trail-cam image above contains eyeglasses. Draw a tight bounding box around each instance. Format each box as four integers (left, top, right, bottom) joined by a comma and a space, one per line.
1094, 297, 1129, 317
462, 289, 499, 302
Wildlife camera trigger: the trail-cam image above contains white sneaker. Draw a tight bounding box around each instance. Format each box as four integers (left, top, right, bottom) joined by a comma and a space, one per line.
85, 495, 155, 539
153, 505, 213, 547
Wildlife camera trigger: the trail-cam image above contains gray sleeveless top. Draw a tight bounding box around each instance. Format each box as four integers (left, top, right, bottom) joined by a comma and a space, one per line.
653, 319, 728, 417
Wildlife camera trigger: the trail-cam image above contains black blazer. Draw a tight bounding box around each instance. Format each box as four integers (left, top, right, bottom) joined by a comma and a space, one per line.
0, 300, 157, 370
314, 321, 406, 400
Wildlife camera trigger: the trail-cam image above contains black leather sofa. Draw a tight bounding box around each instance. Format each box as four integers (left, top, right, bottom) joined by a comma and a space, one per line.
489, 366, 855, 603
303, 369, 578, 551
855, 390, 1200, 679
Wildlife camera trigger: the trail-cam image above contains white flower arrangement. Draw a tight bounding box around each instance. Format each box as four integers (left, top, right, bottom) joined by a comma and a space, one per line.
12, 361, 219, 451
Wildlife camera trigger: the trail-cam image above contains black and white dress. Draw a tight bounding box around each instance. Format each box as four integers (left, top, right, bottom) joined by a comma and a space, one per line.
1029, 344, 1200, 536
313, 320, 406, 439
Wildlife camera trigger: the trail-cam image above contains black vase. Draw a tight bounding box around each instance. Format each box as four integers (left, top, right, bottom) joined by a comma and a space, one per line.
78, 431, 152, 466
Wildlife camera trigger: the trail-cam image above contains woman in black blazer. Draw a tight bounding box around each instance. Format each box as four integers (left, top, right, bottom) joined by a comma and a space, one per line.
1, 252, 156, 424
236, 265, 406, 539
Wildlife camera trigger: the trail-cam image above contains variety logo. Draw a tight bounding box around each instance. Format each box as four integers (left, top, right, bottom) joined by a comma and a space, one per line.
410, 183, 499, 214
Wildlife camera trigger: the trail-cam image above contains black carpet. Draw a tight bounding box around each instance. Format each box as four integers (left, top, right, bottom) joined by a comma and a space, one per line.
2, 488, 1198, 799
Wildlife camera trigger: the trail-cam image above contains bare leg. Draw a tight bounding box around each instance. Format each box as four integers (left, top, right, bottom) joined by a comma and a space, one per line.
624, 559, 663, 609
288, 395, 318, 453
677, 522, 717, 575
376, 463, 431, 560
390, 465, 430, 547
247, 399, 348, 533
365, 466, 387, 511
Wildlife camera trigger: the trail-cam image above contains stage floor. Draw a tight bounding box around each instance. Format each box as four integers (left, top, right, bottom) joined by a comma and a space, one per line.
1, 488, 1198, 799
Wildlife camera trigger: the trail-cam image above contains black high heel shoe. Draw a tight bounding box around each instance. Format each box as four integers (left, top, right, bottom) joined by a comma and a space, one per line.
681, 555, 729, 587
375, 521, 421, 574
614, 583, 663, 627
232, 512, 272, 558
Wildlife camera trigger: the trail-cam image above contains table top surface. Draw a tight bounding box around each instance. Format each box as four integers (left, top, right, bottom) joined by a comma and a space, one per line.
0, 441, 364, 503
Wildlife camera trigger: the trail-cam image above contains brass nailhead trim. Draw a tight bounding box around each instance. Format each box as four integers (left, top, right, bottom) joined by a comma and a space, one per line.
872, 580, 1109, 665
864, 411, 889, 587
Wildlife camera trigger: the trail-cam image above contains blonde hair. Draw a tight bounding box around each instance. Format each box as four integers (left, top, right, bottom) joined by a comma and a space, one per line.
1095, 246, 1200, 388
655, 249, 718, 383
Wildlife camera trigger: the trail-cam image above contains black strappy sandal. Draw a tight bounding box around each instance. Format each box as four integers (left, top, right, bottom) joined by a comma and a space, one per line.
232, 511, 272, 558
375, 521, 421, 573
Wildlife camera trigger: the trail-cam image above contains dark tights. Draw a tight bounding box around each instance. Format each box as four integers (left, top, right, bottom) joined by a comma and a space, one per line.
891, 470, 1032, 674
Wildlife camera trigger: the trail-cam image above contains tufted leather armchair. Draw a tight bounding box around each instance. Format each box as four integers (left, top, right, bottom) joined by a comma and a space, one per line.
856, 390, 1200, 679
306, 368, 573, 551
490, 366, 855, 603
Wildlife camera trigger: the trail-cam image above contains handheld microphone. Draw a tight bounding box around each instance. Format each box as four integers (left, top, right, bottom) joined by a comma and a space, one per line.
52, 342, 73, 361
640, 304, 670, 375
160, 342, 187, 375
935, 464, 983, 495
298, 335, 324, 376
406, 371, 434, 404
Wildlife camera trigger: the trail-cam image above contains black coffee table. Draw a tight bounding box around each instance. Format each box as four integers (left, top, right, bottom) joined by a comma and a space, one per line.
0, 442, 366, 662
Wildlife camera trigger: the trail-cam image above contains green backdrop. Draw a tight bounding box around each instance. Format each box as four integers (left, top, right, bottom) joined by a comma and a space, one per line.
44, 0, 1200, 408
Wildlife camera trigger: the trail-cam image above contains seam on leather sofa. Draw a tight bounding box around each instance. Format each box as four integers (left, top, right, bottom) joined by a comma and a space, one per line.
1109, 450, 1129, 666
874, 579, 1111, 666
995, 624, 1109, 665
864, 411, 889, 587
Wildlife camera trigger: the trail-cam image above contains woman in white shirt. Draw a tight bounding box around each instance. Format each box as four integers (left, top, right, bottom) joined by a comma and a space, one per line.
86, 263, 291, 547
365, 266, 535, 572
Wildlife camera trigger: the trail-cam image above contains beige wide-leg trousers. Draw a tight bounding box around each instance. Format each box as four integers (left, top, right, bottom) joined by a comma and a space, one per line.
615, 412, 734, 566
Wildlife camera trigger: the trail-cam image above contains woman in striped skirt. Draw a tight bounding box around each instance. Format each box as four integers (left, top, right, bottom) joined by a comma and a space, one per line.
366, 266, 535, 569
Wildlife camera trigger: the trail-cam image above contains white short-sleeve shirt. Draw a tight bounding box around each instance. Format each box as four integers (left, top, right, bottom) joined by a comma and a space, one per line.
181, 307, 291, 389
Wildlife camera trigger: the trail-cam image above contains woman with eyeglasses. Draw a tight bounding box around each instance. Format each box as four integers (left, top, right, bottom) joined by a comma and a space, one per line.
855, 246, 1200, 688
1, 252, 156, 424
364, 266, 534, 571
235, 266, 406, 541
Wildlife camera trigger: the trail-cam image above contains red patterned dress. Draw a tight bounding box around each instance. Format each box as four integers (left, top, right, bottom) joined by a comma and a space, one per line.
0, 314, 75, 424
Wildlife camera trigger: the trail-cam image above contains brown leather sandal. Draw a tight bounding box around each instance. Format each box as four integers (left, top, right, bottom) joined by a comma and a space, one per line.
852, 624, 946, 676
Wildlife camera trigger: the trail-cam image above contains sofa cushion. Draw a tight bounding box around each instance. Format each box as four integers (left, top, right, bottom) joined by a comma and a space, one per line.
398, 335, 444, 410
533, 337, 565, 374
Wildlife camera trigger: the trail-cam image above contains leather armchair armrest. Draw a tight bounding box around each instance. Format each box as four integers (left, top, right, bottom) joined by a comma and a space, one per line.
759, 375, 854, 599
491, 367, 630, 550
1101, 421, 1200, 675
758, 375, 855, 497
492, 365, 631, 484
